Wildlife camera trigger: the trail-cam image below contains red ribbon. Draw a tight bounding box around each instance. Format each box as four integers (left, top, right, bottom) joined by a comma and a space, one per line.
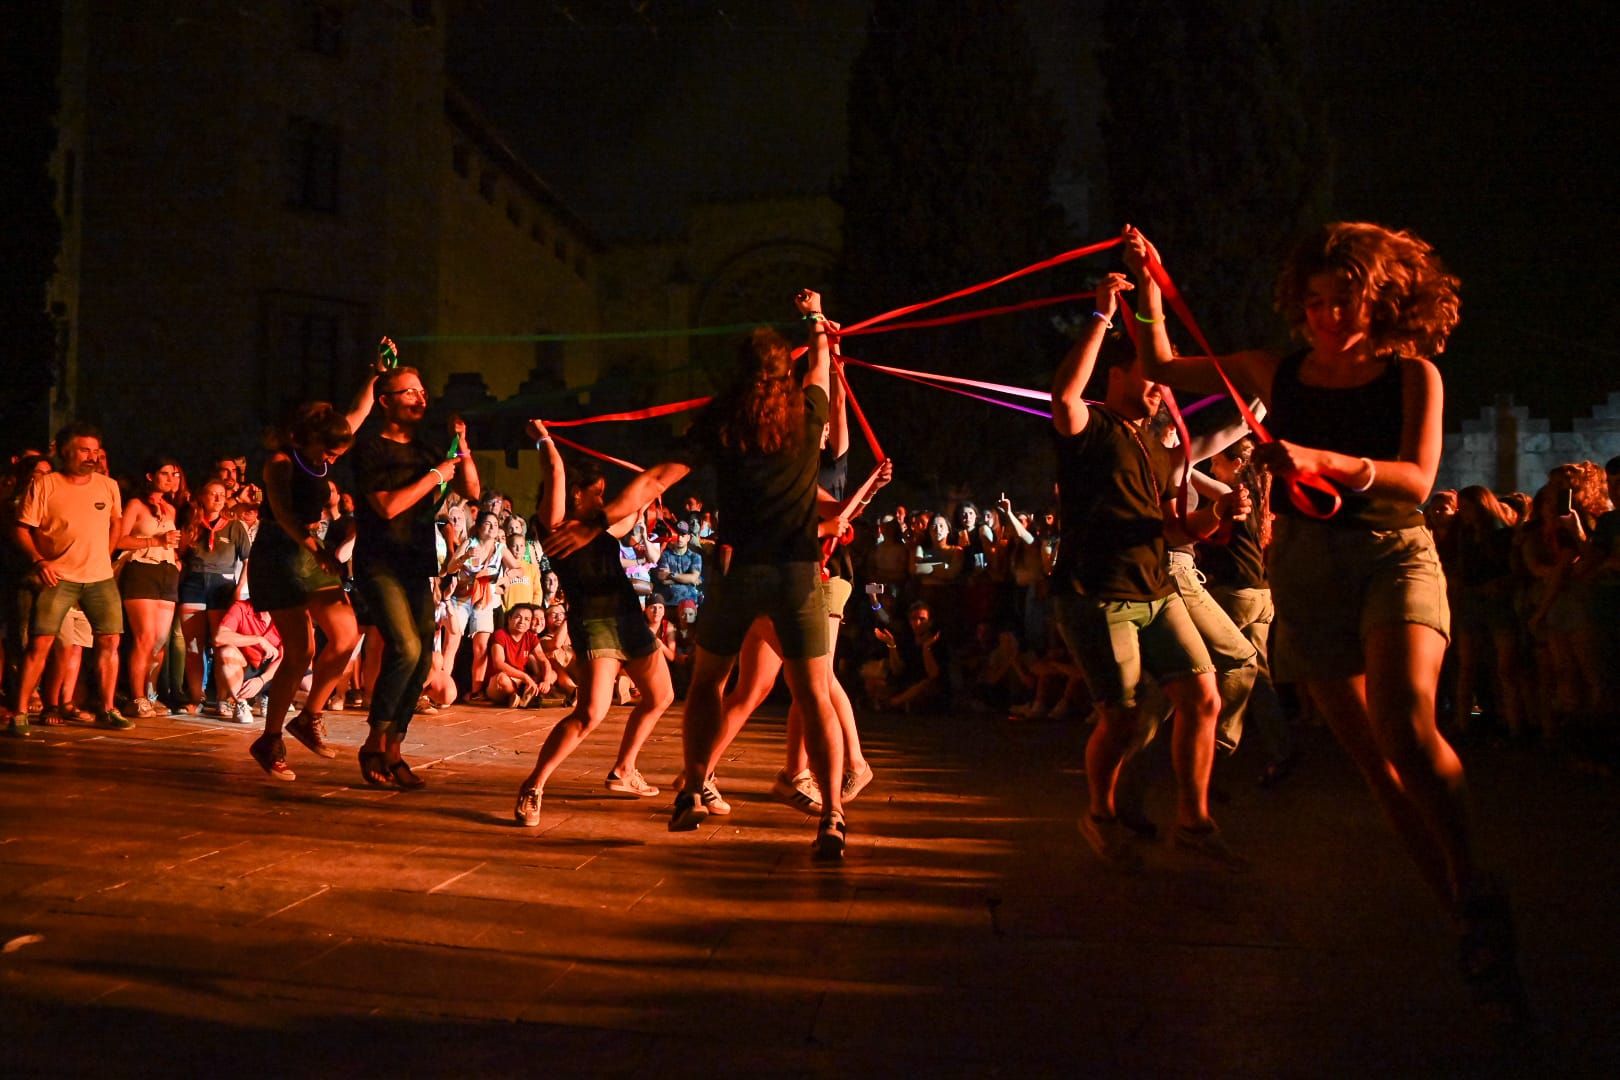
842, 357, 1052, 418
545, 396, 711, 428
840, 291, 1096, 338
1140, 255, 1341, 519
547, 431, 645, 473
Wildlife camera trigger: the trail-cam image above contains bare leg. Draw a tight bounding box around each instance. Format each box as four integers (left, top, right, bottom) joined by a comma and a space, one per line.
778, 654, 843, 820
681, 647, 737, 791
93, 634, 119, 711
611, 650, 675, 775
1162, 671, 1220, 828
302, 592, 360, 720
263, 609, 313, 737
178, 604, 208, 706
520, 657, 620, 792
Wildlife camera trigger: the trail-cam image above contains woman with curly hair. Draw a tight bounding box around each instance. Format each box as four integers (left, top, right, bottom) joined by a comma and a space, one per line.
114, 458, 186, 718
246, 363, 382, 781
546, 290, 849, 858
1124, 222, 1527, 1021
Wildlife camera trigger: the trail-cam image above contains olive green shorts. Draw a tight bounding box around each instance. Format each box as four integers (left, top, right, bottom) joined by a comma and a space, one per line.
696, 561, 829, 660
1268, 518, 1450, 682
1051, 586, 1214, 708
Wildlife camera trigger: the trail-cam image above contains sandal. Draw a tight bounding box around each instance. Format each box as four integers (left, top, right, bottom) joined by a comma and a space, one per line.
358, 749, 391, 788
389, 759, 427, 791
39, 705, 67, 727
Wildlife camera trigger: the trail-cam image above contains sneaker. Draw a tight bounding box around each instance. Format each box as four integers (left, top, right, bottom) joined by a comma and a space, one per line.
205, 700, 230, 719
123, 697, 156, 720
841, 762, 874, 803
325, 694, 344, 713
4, 716, 29, 739
414, 696, 438, 715
698, 774, 731, 815
249, 733, 296, 781
1078, 814, 1143, 870
515, 787, 542, 828
1173, 823, 1249, 872
605, 768, 659, 797
668, 789, 709, 832
813, 810, 847, 861
95, 710, 135, 731
231, 699, 254, 726
285, 712, 338, 758
672, 770, 732, 815
770, 769, 824, 815
344, 690, 366, 709
253, 695, 268, 718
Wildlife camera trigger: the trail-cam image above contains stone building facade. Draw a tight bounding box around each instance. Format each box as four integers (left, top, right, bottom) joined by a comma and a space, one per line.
1437, 392, 1620, 493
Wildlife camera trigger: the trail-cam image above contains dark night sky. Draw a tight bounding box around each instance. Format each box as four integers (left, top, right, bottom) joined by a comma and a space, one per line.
448, 0, 1619, 428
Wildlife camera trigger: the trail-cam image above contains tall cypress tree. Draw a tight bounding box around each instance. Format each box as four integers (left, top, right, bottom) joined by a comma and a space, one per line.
839, 0, 1068, 493
1100, 0, 1331, 351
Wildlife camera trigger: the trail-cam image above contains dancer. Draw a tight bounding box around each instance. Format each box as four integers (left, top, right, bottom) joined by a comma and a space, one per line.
351, 366, 479, 789
547, 289, 848, 858
511, 423, 676, 826
248, 362, 382, 780
1124, 222, 1527, 1019
1047, 272, 1236, 869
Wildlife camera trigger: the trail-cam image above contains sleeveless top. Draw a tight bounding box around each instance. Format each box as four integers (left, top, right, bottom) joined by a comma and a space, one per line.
1267, 349, 1422, 530
128, 499, 180, 567
555, 529, 642, 625
284, 455, 333, 526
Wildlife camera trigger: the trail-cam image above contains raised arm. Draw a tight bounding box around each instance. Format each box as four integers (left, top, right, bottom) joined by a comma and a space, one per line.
795, 289, 833, 397
527, 419, 568, 532
343, 351, 392, 435
544, 461, 691, 559
828, 342, 850, 458
1052, 272, 1133, 436
1122, 225, 1279, 403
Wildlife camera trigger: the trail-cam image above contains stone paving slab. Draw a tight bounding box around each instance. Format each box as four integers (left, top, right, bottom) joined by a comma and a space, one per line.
2, 700, 1618, 1076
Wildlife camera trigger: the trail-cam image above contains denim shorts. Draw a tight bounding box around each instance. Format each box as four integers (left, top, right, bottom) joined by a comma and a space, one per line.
1051, 586, 1214, 708
34, 578, 123, 638
1268, 518, 1450, 681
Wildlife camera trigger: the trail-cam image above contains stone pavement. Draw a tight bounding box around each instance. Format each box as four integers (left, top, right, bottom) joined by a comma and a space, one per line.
1, 700, 1616, 1077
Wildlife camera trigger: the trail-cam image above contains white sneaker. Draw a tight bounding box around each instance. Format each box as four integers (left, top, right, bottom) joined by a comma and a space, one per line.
673, 771, 731, 815
841, 762, 874, 803
605, 768, 659, 797
515, 788, 542, 828
231, 699, 254, 725
770, 769, 823, 815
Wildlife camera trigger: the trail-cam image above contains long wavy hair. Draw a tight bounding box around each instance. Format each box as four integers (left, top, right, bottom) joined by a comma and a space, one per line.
1223, 437, 1272, 551
1457, 485, 1515, 532
709, 328, 802, 456
266, 401, 354, 454
1276, 222, 1461, 359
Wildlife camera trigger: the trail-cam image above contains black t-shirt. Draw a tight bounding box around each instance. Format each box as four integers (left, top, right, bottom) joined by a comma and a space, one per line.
555, 530, 642, 625
677, 385, 828, 565
351, 433, 443, 578
1199, 512, 1267, 590
819, 448, 849, 502
1052, 407, 1174, 602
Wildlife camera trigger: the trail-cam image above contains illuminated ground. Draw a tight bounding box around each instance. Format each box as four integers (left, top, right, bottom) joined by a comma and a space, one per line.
1, 698, 1613, 1076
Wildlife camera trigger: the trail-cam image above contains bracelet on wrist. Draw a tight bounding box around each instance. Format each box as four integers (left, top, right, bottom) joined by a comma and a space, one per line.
803, 312, 827, 323
1133, 311, 1165, 325
1091, 311, 1113, 329
429, 467, 446, 485
1349, 457, 1377, 493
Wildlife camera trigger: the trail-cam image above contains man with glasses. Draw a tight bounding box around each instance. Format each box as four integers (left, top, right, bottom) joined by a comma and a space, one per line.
350, 368, 479, 787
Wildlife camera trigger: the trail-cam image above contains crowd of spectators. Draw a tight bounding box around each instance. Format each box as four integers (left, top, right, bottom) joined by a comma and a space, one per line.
5, 424, 1617, 779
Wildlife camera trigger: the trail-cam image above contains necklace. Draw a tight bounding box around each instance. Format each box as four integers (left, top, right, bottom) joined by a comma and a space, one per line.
291, 449, 329, 478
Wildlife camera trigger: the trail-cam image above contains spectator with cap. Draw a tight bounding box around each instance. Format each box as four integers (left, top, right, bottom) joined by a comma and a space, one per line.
654, 520, 704, 606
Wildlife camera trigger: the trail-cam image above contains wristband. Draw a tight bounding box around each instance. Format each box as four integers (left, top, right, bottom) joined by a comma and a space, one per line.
1349, 457, 1376, 493
429, 467, 446, 485
1133, 311, 1164, 325
803, 312, 827, 323
535, 437, 552, 447
1091, 311, 1113, 329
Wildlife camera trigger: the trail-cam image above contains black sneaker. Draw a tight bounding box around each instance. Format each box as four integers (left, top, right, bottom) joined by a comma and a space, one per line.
813, 811, 847, 861
249, 734, 296, 782
668, 790, 709, 832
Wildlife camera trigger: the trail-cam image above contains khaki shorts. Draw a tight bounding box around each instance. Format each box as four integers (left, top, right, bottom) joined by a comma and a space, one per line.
822, 576, 853, 620
1268, 518, 1450, 682
697, 561, 829, 660
573, 613, 658, 663
1051, 586, 1214, 708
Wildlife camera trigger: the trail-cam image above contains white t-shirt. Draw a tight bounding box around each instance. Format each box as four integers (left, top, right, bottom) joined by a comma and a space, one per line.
17, 471, 122, 583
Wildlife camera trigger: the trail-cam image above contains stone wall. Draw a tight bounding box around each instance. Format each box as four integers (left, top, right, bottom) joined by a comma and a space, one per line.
1438, 392, 1620, 493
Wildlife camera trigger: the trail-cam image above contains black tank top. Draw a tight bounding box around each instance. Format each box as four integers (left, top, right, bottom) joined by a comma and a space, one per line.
553, 529, 642, 624
1268, 350, 1422, 530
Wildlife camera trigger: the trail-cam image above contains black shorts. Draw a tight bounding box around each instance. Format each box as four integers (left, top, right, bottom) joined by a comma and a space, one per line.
179, 570, 237, 610
121, 561, 180, 602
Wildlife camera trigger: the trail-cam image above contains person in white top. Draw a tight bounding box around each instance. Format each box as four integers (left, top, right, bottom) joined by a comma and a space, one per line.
113, 457, 185, 719
8, 422, 130, 736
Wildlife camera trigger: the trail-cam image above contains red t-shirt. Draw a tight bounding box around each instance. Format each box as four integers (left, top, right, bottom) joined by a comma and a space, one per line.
219, 599, 280, 667
491, 628, 539, 671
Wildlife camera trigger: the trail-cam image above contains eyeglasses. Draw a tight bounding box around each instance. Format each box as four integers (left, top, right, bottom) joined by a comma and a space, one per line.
382, 387, 428, 401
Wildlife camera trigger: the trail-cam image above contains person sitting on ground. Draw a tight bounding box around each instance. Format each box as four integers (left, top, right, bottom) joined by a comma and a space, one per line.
484, 602, 543, 707
212, 597, 283, 725
870, 600, 949, 714
538, 600, 578, 703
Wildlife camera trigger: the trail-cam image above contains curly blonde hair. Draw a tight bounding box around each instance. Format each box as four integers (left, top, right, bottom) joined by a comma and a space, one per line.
1276, 222, 1461, 359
